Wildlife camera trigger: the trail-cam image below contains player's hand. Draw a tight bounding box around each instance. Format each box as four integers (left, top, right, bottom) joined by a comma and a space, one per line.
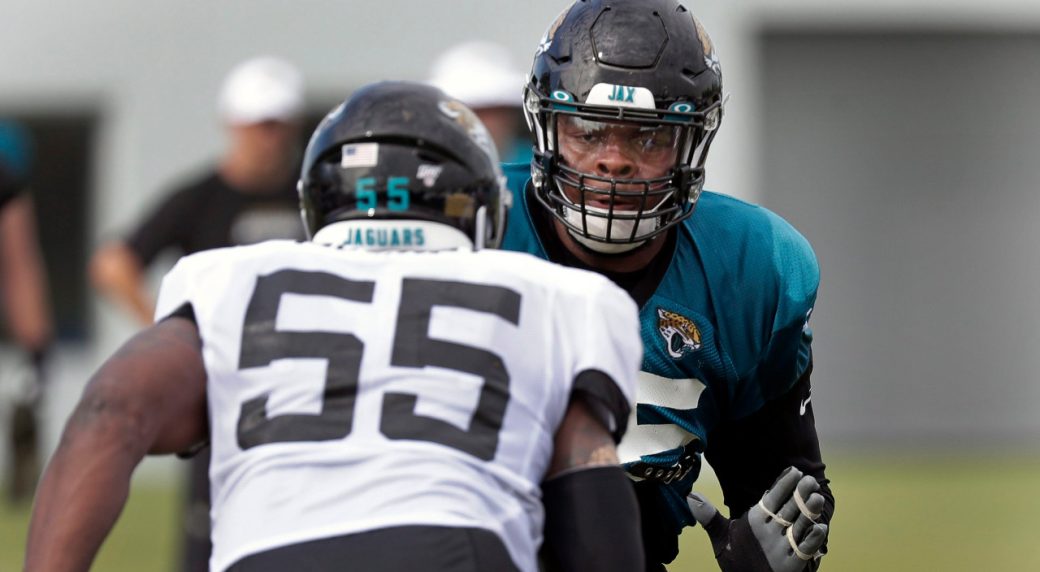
687, 466, 828, 572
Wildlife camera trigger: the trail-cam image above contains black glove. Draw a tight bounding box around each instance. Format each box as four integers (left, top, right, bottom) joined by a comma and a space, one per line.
688, 466, 828, 572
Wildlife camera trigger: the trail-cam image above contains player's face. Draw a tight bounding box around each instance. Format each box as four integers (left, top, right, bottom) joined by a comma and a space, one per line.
556, 115, 680, 209
237, 120, 301, 158
229, 120, 302, 180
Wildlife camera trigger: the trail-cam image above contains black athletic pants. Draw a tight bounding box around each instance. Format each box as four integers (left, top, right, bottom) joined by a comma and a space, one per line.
226, 525, 520, 572
182, 448, 212, 572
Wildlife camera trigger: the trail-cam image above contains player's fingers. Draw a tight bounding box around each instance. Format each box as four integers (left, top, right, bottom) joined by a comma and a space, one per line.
797, 523, 828, 558
784, 522, 827, 562
687, 492, 722, 528
690, 493, 735, 551
778, 474, 820, 525
788, 491, 825, 542
760, 466, 802, 515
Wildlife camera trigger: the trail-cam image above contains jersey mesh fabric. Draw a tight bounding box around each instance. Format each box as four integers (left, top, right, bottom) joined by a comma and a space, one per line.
154, 241, 640, 572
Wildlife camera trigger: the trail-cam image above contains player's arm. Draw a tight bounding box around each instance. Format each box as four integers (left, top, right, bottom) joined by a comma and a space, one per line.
694, 225, 831, 571
700, 364, 833, 571
541, 390, 644, 572
705, 364, 834, 527
24, 316, 207, 572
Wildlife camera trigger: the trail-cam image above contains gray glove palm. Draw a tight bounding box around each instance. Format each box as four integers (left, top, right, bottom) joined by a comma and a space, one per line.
688, 466, 828, 572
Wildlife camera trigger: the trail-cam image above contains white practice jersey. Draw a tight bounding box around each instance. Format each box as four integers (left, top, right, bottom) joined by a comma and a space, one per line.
154, 240, 641, 572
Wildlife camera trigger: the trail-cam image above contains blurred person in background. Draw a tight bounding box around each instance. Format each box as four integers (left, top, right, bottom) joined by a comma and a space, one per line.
0, 120, 53, 504
90, 56, 307, 325
88, 56, 307, 572
428, 41, 532, 164
502, 1, 832, 570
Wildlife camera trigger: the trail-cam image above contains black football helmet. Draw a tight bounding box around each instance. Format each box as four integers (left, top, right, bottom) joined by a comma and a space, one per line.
524, 0, 723, 253
299, 81, 508, 250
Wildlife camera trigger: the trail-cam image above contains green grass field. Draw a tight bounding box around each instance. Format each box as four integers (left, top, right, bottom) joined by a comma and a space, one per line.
4, 452, 1039, 571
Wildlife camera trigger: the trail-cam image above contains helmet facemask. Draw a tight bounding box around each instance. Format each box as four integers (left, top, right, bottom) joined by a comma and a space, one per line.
522, 0, 725, 254
525, 89, 721, 253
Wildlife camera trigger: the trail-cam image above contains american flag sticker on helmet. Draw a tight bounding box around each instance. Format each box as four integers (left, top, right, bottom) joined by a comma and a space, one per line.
341, 143, 378, 168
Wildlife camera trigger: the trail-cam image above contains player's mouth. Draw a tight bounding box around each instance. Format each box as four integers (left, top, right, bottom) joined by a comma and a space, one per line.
586, 197, 642, 211
583, 186, 655, 212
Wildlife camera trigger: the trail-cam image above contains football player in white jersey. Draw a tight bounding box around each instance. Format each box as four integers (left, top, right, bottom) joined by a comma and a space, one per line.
25, 82, 646, 572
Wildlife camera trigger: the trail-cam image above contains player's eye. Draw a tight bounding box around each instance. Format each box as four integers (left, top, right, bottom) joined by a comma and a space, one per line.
638, 128, 676, 151
579, 131, 602, 144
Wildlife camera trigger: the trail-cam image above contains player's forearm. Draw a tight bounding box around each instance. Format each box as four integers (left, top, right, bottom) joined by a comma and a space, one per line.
24, 415, 142, 571
542, 466, 645, 572
24, 331, 190, 572
544, 399, 644, 571
706, 370, 830, 518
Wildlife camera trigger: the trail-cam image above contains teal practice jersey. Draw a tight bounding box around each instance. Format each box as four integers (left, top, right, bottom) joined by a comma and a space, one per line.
500, 163, 819, 530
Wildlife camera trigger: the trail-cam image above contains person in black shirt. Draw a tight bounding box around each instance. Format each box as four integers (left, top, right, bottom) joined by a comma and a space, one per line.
88, 56, 307, 572
91, 57, 306, 325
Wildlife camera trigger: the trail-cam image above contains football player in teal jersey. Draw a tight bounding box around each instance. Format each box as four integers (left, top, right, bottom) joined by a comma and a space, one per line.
502, 1, 832, 570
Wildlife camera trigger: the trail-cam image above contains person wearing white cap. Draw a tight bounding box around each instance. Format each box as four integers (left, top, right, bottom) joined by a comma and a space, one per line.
91, 56, 306, 325
428, 41, 532, 163
88, 55, 307, 572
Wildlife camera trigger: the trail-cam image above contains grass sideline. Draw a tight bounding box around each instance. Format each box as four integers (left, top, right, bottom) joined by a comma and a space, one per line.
1, 479, 181, 570
675, 453, 1040, 571
3, 453, 1039, 570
